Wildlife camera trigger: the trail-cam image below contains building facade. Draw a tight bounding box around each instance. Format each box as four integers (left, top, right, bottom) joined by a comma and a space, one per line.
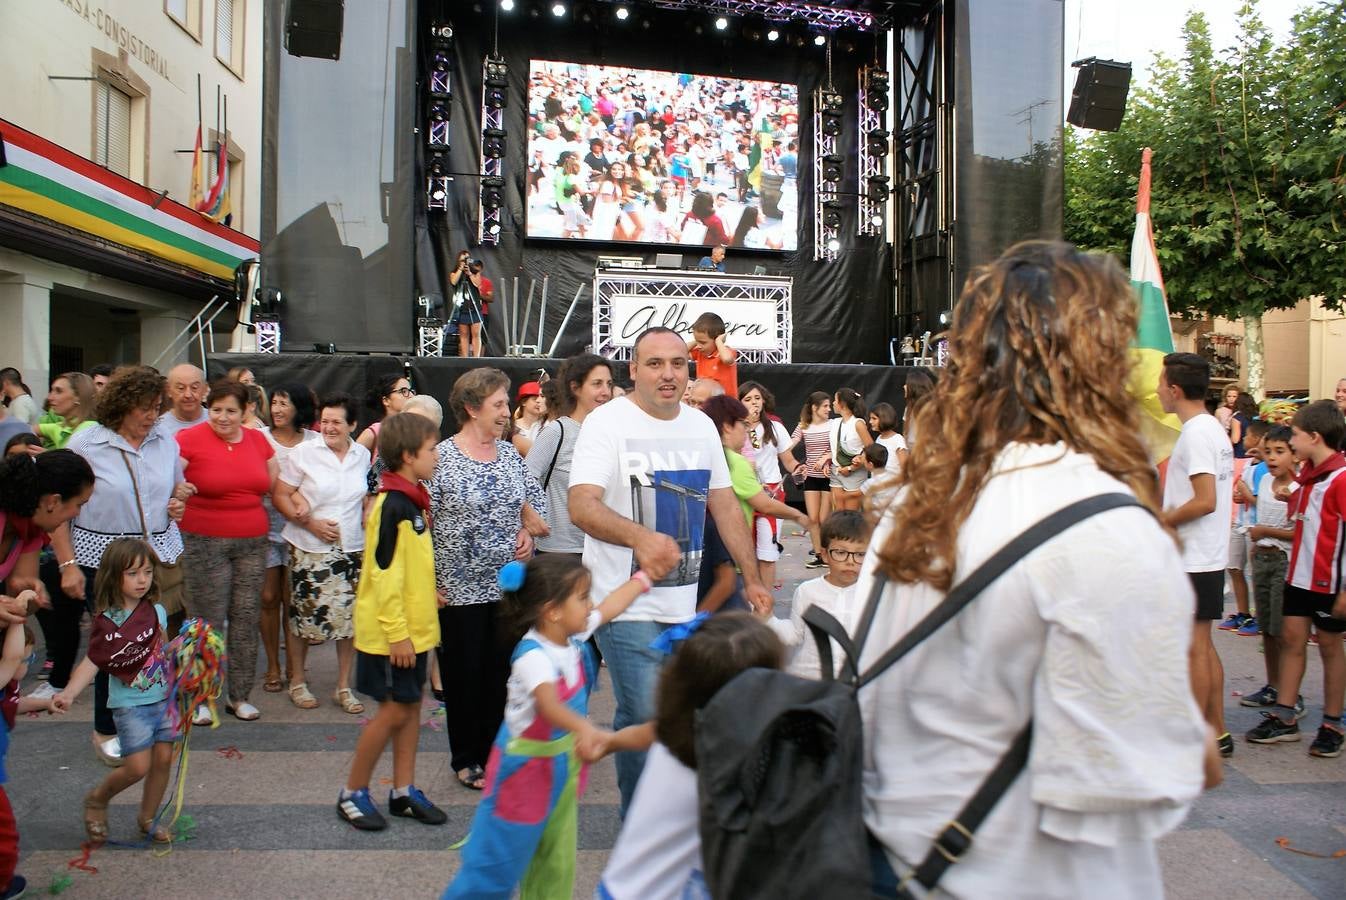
0, 0, 261, 393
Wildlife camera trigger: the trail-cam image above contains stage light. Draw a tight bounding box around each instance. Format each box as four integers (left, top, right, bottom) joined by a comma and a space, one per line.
500, 0, 515, 10
484, 57, 509, 85
486, 222, 502, 237
822, 116, 842, 138
428, 152, 449, 177
939, 309, 952, 326
814, 33, 826, 46
867, 129, 890, 157
822, 201, 843, 228
866, 71, 890, 111
871, 213, 884, 227
867, 175, 890, 202
615, 4, 629, 20
821, 154, 844, 183
767, 28, 779, 41
431, 50, 451, 73
430, 185, 447, 203
433, 25, 454, 40
714, 16, 728, 30
819, 91, 844, 115
428, 99, 451, 123
551, 2, 566, 17
482, 175, 504, 209
827, 238, 841, 252
483, 127, 507, 159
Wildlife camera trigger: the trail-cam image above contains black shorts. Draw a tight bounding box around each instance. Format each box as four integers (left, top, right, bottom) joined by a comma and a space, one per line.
355, 650, 429, 704
1282, 584, 1346, 633
803, 475, 831, 493
1189, 570, 1225, 621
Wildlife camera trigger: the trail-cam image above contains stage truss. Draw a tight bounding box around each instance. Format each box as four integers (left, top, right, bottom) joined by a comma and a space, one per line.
634, 1, 888, 30
593, 271, 793, 363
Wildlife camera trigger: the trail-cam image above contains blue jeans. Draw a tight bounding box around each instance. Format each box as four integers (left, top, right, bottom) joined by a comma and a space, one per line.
594, 619, 672, 816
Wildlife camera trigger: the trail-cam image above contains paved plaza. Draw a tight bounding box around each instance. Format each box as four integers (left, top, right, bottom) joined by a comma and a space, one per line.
9, 532, 1345, 898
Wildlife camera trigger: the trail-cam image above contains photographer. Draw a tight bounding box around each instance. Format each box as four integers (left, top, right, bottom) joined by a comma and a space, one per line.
448, 250, 488, 358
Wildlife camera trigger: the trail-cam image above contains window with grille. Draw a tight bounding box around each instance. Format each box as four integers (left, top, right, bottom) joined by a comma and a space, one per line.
94, 82, 132, 177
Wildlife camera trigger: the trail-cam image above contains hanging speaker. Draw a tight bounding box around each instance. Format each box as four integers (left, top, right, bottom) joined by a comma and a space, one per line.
285, 0, 345, 61
1067, 58, 1131, 132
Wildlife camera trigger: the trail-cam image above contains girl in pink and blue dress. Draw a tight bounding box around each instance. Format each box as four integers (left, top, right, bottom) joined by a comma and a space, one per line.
442, 555, 650, 900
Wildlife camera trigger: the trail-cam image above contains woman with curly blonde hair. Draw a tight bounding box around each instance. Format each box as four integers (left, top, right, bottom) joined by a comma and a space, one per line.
857, 241, 1216, 897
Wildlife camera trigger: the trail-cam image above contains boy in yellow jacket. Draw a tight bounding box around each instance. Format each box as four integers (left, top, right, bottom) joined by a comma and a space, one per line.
338, 412, 444, 831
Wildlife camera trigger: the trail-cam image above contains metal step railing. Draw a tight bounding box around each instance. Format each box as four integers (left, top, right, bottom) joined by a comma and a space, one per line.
149, 294, 231, 370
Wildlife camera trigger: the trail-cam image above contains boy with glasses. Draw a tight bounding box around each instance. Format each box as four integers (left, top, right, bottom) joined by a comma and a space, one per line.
762, 510, 872, 680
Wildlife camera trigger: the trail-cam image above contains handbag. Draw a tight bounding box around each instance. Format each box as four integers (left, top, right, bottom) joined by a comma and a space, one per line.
118, 450, 186, 615
832, 419, 857, 468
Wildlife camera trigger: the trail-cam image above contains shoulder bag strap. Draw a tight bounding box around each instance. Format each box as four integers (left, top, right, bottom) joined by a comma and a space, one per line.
542, 420, 567, 490
117, 449, 152, 541
855, 492, 1142, 689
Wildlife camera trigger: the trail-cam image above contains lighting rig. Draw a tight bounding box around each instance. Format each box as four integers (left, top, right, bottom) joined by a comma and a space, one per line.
813, 84, 844, 261
425, 24, 453, 212
858, 65, 890, 236
479, 54, 508, 244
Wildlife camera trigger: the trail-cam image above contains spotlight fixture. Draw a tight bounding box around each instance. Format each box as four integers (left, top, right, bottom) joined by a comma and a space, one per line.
428, 152, 449, 177
814, 33, 826, 46
866, 174, 890, 202
428, 99, 451, 123
432, 25, 454, 40
822, 116, 842, 138
484, 57, 508, 85
551, 2, 566, 17
766, 27, 779, 41
430, 184, 448, 203
871, 213, 884, 227
430, 49, 451, 73
485, 86, 506, 109
486, 222, 502, 237
819, 91, 844, 115
827, 237, 841, 252
865, 71, 890, 111
483, 127, 507, 159
821, 154, 844, 183
615, 4, 629, 20
939, 309, 952, 326
822, 201, 843, 228
866, 129, 890, 157
500, 0, 515, 9
714, 16, 728, 30
481, 175, 504, 209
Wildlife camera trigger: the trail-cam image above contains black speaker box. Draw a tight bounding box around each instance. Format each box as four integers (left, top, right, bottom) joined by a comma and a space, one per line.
285, 0, 344, 61
1067, 58, 1131, 132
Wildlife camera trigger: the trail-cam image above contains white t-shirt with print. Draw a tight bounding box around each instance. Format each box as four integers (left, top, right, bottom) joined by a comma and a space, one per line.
1253, 472, 1293, 554
1162, 413, 1234, 572
504, 611, 601, 739
745, 420, 792, 485
569, 397, 731, 623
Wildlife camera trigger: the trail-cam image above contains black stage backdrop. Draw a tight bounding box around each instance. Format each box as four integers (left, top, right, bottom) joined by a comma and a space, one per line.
209, 354, 916, 446
421, 2, 894, 364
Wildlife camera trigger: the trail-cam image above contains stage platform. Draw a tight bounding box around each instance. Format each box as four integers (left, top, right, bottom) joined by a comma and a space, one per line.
208, 353, 922, 438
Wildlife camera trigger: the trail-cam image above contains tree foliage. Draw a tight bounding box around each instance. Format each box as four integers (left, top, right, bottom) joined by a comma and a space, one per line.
1065, 0, 1346, 318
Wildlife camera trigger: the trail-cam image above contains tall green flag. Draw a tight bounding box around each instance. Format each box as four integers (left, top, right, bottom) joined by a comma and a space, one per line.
1127, 147, 1182, 461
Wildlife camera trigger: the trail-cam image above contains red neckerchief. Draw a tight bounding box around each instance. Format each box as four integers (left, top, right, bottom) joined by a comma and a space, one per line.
1289, 452, 1346, 518
380, 471, 432, 525
87, 601, 162, 685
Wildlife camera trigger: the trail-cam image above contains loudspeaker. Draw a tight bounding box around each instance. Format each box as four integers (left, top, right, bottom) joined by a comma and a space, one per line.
1067, 58, 1131, 132
285, 0, 344, 61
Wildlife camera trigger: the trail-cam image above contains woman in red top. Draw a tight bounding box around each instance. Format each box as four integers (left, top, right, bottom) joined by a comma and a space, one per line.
176, 381, 277, 724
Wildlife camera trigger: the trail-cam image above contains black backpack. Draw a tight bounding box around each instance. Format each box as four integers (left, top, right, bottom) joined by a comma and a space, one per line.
694, 493, 1141, 899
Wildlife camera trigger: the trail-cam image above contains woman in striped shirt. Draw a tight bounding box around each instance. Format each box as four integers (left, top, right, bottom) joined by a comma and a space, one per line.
787, 391, 833, 569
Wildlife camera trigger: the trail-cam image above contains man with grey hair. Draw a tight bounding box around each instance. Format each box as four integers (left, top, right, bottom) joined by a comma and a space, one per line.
157, 364, 207, 438
686, 377, 724, 409
403, 393, 444, 427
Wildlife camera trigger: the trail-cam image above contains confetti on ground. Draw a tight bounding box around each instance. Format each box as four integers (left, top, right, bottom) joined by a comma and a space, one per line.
216, 746, 243, 760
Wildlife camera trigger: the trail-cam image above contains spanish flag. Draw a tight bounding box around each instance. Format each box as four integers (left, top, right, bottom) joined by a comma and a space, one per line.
188, 124, 205, 210
747, 117, 772, 191
1127, 147, 1182, 462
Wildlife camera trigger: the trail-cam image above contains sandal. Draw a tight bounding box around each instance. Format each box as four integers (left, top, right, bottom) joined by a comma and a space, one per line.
456, 765, 485, 791
289, 682, 319, 710
263, 673, 285, 693
333, 688, 364, 715
138, 816, 173, 844
83, 792, 108, 843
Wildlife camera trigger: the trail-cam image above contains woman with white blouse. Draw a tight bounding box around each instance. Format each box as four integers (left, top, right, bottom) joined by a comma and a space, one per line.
858, 241, 1214, 898
272, 394, 370, 714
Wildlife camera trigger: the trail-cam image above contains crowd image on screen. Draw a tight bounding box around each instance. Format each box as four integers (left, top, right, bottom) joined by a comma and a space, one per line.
525, 60, 799, 251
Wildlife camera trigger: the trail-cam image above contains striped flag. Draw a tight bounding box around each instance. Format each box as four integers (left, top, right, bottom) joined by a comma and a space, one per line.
747, 117, 772, 190
188, 125, 205, 210
1127, 147, 1182, 462
195, 139, 230, 222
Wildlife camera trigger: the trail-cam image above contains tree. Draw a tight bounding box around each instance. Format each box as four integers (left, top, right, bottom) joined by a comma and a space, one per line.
1065, 0, 1346, 399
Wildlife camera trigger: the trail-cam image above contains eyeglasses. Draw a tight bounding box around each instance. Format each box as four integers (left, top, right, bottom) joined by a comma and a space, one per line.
390, 387, 415, 398
827, 548, 866, 563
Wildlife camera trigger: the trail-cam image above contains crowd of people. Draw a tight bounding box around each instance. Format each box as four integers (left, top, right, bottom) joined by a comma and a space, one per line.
526, 61, 797, 250
2, 242, 1346, 897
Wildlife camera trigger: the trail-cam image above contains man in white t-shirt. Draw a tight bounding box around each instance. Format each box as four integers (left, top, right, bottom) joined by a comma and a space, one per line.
569, 326, 771, 813
156, 364, 207, 439
1159, 352, 1235, 757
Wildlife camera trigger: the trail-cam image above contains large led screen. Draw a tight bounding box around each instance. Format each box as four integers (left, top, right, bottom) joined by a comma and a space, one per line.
526, 60, 799, 251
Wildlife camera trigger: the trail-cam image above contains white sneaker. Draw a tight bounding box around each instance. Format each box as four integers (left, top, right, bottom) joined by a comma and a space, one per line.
192, 705, 214, 727
26, 682, 58, 702
227, 700, 260, 721
93, 734, 123, 768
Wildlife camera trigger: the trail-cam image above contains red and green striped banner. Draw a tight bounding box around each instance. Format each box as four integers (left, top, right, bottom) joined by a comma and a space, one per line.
0, 118, 258, 280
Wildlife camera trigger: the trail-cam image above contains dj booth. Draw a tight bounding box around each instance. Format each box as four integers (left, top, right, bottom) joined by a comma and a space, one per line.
592, 266, 793, 363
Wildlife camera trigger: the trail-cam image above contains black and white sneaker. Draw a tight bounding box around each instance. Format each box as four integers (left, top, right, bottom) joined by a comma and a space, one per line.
1246, 712, 1300, 744
1217, 732, 1234, 758
389, 785, 447, 825
1308, 725, 1344, 759
1, 873, 26, 900
805, 552, 827, 569
337, 787, 387, 831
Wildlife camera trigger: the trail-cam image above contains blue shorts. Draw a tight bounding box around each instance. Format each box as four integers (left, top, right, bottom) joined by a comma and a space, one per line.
356, 650, 428, 705
111, 699, 180, 756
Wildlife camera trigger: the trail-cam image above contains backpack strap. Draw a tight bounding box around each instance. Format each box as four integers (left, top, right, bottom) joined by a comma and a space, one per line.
802, 605, 859, 683
903, 724, 1033, 894
855, 492, 1142, 689
542, 420, 567, 490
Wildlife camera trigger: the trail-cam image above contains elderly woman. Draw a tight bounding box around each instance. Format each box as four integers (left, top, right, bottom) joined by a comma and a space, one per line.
38, 373, 96, 449
430, 368, 545, 790
177, 380, 277, 724
859, 242, 1212, 896
259, 383, 320, 693
272, 394, 370, 714
65, 366, 189, 765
